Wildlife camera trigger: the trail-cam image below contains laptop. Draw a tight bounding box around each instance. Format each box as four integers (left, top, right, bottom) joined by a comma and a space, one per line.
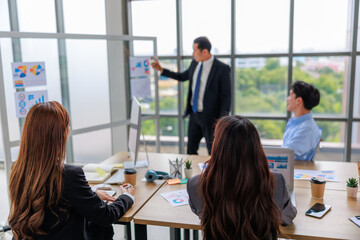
263, 146, 296, 207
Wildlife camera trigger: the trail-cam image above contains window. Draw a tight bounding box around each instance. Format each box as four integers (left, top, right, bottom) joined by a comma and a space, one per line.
352, 121, 360, 162
131, 0, 177, 56
293, 56, 349, 116
354, 57, 360, 118
63, 0, 106, 34
17, 0, 56, 32
66, 39, 110, 129
316, 120, 345, 161
294, 0, 350, 53
235, 57, 288, 115
182, 0, 231, 55
0, 0, 10, 31
72, 129, 112, 163
158, 59, 178, 115
160, 117, 179, 153
252, 119, 286, 142
236, 0, 289, 54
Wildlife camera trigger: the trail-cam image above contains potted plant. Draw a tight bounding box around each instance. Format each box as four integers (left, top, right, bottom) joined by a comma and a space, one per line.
184, 159, 193, 179
346, 177, 358, 198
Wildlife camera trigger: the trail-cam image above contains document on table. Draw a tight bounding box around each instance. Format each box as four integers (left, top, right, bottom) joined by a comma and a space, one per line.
294, 169, 339, 182
160, 189, 189, 207
349, 217, 360, 228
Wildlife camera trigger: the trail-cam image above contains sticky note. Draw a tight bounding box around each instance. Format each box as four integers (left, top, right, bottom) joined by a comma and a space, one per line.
96, 167, 107, 177
167, 178, 181, 185
114, 163, 124, 168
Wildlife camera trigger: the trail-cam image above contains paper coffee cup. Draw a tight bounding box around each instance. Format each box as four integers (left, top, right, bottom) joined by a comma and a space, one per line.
124, 168, 137, 186
310, 177, 326, 199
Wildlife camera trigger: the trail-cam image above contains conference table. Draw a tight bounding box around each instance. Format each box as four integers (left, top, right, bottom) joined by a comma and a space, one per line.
99, 152, 189, 239
130, 154, 360, 240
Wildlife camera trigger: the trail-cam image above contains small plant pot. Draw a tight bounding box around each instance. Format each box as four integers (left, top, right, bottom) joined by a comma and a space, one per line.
347, 186, 358, 198
184, 168, 193, 179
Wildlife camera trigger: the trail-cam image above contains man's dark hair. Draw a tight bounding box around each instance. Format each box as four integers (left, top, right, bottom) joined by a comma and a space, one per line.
193, 37, 212, 52
291, 80, 320, 110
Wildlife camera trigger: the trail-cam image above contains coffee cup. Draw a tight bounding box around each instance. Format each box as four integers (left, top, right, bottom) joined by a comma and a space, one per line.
310, 177, 326, 199
124, 168, 137, 186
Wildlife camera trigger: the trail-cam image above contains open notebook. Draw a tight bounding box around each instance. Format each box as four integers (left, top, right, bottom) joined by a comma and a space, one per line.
83, 163, 117, 183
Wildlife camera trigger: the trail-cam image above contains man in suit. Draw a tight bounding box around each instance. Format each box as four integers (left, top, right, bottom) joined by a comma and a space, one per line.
151, 37, 231, 154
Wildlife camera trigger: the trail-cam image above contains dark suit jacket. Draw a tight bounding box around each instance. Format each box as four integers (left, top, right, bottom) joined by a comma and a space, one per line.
162, 58, 231, 123
187, 172, 297, 226
28, 164, 133, 240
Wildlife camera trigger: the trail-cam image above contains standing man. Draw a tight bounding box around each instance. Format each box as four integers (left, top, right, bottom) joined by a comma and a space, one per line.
152, 37, 231, 155
282, 81, 321, 161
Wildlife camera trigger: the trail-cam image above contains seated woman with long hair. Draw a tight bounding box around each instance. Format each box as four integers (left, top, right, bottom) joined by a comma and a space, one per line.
187, 116, 297, 240
8, 101, 134, 240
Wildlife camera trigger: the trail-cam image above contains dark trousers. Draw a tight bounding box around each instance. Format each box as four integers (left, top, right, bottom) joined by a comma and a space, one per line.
187, 112, 215, 155
85, 220, 114, 240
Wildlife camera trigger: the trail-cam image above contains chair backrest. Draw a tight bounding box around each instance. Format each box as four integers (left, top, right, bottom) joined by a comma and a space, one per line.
309, 138, 322, 161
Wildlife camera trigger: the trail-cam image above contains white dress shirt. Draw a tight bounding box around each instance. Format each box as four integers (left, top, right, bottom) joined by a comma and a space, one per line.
191, 55, 214, 112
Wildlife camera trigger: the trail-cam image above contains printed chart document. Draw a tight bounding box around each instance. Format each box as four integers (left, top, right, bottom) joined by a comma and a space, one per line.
161, 189, 189, 207
131, 78, 151, 98
14, 90, 48, 118
12, 61, 47, 88
294, 169, 339, 182
129, 57, 150, 78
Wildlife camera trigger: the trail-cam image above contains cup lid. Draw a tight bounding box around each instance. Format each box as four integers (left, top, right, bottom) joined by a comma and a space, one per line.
125, 168, 137, 174
310, 177, 326, 184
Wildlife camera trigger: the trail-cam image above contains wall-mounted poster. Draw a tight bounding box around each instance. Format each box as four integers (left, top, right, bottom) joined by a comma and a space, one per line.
130, 78, 151, 98
12, 61, 46, 88
14, 90, 48, 118
130, 57, 150, 78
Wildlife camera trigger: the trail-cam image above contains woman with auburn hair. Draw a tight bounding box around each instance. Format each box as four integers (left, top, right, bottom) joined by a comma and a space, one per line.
187, 116, 297, 240
8, 101, 134, 240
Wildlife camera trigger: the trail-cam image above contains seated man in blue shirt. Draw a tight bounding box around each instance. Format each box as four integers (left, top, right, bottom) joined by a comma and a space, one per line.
282, 81, 321, 161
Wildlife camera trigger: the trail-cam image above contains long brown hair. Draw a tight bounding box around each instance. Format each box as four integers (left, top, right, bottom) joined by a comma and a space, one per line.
8, 101, 70, 240
200, 116, 281, 240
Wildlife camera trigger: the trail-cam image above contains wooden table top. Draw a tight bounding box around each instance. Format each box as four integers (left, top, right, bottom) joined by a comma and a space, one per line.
100, 152, 190, 222
134, 185, 360, 240
280, 188, 360, 240
170, 155, 359, 191
133, 155, 360, 240
293, 160, 359, 191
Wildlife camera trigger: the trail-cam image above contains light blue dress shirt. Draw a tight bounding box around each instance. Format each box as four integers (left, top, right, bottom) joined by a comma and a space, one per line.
282, 112, 321, 161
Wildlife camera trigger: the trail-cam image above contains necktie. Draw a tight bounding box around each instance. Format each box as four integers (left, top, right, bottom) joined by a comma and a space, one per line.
192, 63, 203, 113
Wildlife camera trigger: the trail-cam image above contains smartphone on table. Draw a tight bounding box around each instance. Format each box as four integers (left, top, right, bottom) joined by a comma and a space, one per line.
305, 203, 331, 218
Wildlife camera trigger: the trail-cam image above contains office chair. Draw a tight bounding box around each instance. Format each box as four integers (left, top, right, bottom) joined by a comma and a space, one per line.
309, 138, 322, 161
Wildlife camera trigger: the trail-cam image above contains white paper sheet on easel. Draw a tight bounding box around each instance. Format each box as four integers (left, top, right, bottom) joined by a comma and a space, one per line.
130, 78, 151, 98
160, 189, 189, 207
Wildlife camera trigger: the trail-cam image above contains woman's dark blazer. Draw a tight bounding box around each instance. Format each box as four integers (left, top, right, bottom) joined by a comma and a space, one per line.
187, 172, 297, 226
30, 164, 133, 240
